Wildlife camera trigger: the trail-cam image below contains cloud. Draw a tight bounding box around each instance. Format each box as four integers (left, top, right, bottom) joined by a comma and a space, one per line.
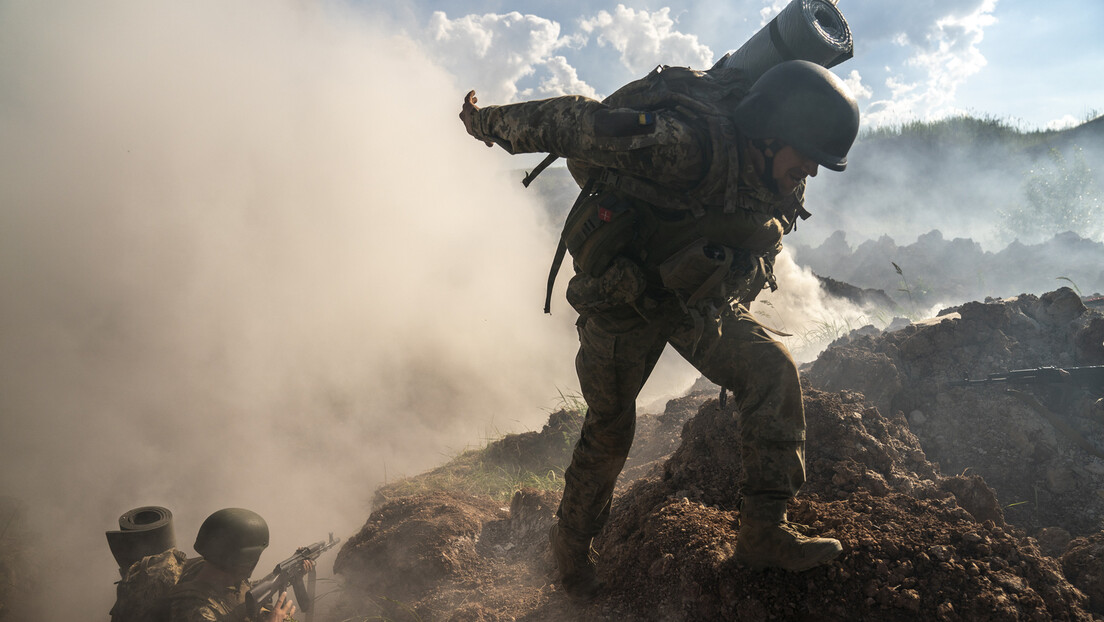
842, 69, 874, 100
579, 4, 715, 74
852, 0, 999, 127
1045, 114, 1079, 131
426, 11, 594, 102
520, 54, 599, 99
759, 1, 789, 26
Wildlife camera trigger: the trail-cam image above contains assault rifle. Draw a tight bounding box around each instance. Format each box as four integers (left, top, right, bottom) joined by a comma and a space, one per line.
948, 366, 1104, 391
246, 533, 340, 619
948, 365, 1104, 458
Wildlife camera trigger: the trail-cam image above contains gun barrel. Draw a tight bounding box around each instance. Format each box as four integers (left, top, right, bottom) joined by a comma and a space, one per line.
948, 366, 1104, 390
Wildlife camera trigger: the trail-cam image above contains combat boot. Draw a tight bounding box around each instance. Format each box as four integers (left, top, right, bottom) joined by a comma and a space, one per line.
549, 522, 603, 600
736, 517, 843, 571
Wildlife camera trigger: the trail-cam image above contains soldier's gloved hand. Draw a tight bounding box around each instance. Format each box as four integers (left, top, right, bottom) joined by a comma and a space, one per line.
262, 590, 296, 622
460, 90, 493, 147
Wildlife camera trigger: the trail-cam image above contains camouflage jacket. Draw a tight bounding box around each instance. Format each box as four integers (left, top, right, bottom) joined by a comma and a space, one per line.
471, 93, 808, 305
168, 560, 253, 622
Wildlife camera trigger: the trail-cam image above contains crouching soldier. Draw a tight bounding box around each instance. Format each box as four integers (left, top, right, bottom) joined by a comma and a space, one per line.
169, 508, 307, 622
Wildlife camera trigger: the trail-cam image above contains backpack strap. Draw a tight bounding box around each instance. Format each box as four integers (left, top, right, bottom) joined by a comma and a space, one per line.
545, 177, 596, 313
522, 154, 560, 187
595, 169, 707, 218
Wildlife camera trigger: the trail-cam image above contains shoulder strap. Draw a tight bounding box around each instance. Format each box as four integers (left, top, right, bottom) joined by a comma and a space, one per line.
522, 154, 559, 187
544, 177, 596, 313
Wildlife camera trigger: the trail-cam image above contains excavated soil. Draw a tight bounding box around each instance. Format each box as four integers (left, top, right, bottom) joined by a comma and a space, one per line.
331, 288, 1104, 621
804, 288, 1104, 542
329, 397, 1094, 619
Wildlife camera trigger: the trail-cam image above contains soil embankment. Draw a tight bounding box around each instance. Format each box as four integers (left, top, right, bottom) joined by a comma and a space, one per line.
330, 288, 1103, 621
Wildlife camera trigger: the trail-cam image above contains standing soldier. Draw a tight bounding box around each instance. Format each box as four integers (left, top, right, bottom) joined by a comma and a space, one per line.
461, 59, 859, 599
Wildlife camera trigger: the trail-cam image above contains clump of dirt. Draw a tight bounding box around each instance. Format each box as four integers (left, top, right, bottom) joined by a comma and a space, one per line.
482, 408, 582, 476
804, 288, 1104, 540
1063, 532, 1104, 614
333, 491, 504, 608
815, 273, 898, 309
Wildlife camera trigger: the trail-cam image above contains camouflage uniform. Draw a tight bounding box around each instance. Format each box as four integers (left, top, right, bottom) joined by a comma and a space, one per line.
471, 94, 809, 542
168, 560, 252, 622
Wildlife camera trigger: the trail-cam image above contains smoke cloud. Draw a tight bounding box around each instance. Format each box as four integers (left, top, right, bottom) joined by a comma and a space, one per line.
0, 0, 589, 617
750, 249, 917, 364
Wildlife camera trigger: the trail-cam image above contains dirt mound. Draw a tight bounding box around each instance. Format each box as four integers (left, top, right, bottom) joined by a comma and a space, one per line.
482, 408, 582, 476
1063, 532, 1104, 614
332, 382, 1096, 620
621, 392, 711, 482
596, 388, 1090, 621
333, 491, 504, 605
804, 288, 1104, 537
815, 273, 898, 309
332, 487, 586, 622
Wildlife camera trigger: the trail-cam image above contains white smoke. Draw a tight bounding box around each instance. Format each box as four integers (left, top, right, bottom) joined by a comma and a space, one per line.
0, 0, 582, 618
751, 250, 895, 363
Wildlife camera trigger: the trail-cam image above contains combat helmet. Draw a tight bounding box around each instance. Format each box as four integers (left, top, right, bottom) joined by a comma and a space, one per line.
732, 59, 859, 171
194, 508, 269, 573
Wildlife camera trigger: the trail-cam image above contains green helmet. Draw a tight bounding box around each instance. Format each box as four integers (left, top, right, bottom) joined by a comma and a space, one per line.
732, 60, 859, 171
194, 508, 269, 573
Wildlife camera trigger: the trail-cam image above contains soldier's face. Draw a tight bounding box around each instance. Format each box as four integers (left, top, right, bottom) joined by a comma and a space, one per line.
771, 145, 819, 195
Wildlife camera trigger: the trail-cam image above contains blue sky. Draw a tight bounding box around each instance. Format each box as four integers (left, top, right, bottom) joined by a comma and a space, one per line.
361, 0, 1103, 130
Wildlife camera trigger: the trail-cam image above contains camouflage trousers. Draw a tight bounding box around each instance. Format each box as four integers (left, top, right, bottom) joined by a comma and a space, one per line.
557, 293, 806, 541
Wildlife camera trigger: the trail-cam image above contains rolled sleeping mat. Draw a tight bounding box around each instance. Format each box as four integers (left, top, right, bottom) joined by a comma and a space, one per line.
106, 506, 176, 574
718, 0, 852, 83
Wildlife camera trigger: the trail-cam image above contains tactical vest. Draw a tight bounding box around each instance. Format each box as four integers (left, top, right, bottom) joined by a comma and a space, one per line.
543, 65, 809, 313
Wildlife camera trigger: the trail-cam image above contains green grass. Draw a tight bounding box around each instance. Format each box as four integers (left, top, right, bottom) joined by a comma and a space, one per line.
860, 113, 1062, 147
375, 449, 567, 504
373, 394, 586, 505
1056, 276, 1083, 297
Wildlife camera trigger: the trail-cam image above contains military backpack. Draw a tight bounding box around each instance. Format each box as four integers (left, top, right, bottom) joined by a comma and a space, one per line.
540, 64, 757, 312
110, 548, 200, 622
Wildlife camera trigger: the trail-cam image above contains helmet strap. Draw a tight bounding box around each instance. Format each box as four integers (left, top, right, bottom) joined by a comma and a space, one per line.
752, 138, 784, 195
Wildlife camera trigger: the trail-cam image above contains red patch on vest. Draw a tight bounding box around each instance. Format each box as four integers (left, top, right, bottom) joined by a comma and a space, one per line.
598, 207, 613, 222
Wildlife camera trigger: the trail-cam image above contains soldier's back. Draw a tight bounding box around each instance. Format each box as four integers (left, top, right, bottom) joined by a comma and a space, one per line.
167, 560, 250, 622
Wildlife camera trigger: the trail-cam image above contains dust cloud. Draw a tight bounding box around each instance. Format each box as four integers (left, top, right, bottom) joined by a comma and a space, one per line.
0, 0, 583, 617
750, 249, 938, 364
799, 122, 1104, 252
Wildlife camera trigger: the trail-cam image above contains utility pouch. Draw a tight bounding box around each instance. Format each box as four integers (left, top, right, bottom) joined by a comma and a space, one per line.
658, 238, 733, 305
565, 256, 648, 316
562, 191, 638, 277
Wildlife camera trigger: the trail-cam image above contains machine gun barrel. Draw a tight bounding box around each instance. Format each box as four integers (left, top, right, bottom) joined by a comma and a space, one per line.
948, 366, 1104, 390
